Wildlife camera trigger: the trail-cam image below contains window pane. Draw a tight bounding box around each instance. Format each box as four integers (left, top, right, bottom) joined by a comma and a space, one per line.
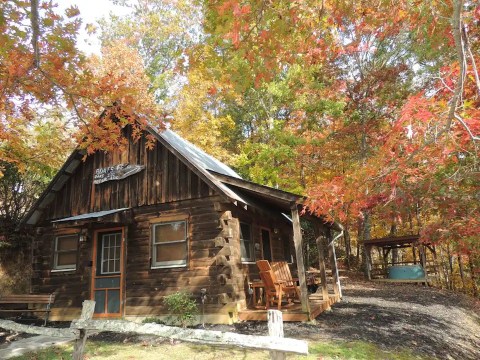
155, 243, 186, 263
240, 223, 253, 261
240, 223, 251, 241
154, 222, 185, 243
240, 240, 251, 260
57, 236, 77, 251
57, 252, 76, 266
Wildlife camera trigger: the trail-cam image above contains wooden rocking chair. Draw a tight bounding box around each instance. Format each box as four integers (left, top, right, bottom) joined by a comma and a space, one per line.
271, 261, 301, 299
257, 260, 298, 309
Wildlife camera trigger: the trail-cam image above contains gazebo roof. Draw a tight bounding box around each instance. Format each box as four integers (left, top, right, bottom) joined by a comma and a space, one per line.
359, 234, 421, 248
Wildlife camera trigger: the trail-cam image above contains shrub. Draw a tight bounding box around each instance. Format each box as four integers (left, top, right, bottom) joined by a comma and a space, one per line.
163, 292, 198, 328
142, 317, 166, 325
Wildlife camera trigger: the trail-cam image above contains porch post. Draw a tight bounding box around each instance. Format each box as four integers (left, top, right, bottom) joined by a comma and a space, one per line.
315, 234, 330, 304
326, 228, 340, 298
291, 205, 311, 316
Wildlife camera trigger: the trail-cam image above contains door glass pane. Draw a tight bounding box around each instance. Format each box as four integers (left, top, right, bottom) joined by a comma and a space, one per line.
107, 289, 120, 313
95, 277, 120, 288
94, 290, 106, 314
101, 233, 121, 274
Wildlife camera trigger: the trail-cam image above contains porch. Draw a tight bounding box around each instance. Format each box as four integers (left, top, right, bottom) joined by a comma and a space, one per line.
238, 293, 341, 322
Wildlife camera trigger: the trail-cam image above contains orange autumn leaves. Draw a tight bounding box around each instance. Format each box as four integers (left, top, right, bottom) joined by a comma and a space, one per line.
0, 1, 160, 171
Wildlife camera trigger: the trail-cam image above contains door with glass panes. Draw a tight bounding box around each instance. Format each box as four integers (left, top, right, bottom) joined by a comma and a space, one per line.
91, 229, 124, 317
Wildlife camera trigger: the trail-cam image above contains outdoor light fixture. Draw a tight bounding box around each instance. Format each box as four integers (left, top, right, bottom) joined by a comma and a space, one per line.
79, 230, 89, 243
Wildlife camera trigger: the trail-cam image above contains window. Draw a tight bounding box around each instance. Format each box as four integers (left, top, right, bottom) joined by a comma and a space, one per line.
240, 223, 254, 262
152, 220, 187, 268
53, 235, 78, 270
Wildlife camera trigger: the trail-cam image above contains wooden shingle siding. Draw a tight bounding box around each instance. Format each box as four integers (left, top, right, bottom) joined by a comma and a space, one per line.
42, 128, 212, 222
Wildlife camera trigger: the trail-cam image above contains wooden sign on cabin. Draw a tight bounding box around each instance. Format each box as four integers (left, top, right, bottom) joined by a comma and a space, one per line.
93, 164, 145, 184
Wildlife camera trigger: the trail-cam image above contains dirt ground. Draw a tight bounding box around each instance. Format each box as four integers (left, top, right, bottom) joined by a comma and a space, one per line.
2, 272, 479, 359
229, 273, 480, 360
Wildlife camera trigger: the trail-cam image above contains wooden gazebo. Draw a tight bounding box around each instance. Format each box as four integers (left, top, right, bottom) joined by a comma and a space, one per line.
360, 235, 438, 283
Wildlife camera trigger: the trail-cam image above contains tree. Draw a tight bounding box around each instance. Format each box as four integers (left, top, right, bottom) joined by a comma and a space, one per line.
98, 0, 203, 106
198, 0, 479, 293
0, 0, 160, 170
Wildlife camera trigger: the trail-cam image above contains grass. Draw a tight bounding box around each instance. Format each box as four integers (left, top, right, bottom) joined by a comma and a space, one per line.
10, 339, 432, 360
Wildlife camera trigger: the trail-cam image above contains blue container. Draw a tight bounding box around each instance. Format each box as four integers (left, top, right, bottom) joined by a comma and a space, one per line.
388, 265, 425, 280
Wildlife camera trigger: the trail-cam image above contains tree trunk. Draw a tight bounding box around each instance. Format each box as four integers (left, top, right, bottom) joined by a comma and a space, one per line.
447, 244, 455, 291
390, 223, 398, 265
344, 228, 352, 270
468, 255, 478, 297
458, 255, 466, 293
361, 212, 371, 278
439, 246, 449, 289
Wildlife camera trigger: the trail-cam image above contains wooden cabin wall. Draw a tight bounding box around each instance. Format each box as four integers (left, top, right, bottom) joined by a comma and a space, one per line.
43, 130, 214, 221
31, 227, 90, 319
124, 197, 244, 318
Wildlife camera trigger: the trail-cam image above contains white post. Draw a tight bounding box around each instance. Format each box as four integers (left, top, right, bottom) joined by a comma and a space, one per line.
268, 310, 286, 360
72, 300, 95, 360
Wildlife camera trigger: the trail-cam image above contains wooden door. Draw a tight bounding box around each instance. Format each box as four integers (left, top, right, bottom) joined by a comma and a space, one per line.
261, 229, 272, 262
91, 228, 124, 317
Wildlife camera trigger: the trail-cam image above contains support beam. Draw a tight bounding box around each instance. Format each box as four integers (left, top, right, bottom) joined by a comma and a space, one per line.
315, 234, 330, 304
364, 245, 372, 280
327, 229, 340, 297
291, 205, 311, 316
313, 221, 329, 304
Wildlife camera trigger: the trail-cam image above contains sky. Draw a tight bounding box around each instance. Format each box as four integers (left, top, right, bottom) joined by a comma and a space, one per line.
57, 0, 130, 54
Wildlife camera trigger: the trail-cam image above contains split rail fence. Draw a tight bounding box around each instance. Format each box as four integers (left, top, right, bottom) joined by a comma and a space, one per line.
0, 300, 308, 360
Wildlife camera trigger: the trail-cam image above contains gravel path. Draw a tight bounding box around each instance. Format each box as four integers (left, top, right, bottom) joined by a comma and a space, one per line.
232, 275, 480, 359
307, 278, 480, 359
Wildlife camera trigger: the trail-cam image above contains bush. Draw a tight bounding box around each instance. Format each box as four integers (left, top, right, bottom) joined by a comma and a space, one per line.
163, 292, 198, 328
142, 317, 166, 325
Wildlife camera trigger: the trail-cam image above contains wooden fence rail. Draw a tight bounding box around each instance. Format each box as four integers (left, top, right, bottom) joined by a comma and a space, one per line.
0, 300, 308, 360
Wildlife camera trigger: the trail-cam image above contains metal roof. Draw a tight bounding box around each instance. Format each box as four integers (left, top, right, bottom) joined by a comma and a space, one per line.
22, 126, 317, 227
159, 130, 241, 179
51, 208, 129, 223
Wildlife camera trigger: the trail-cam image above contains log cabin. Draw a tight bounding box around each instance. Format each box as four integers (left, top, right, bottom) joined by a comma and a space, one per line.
21, 125, 341, 323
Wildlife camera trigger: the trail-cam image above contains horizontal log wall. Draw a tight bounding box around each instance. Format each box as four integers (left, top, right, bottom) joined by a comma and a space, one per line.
31, 227, 91, 312
124, 197, 244, 318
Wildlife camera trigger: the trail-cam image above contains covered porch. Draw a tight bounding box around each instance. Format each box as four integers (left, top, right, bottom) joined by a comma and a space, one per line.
214, 172, 343, 321
238, 293, 341, 322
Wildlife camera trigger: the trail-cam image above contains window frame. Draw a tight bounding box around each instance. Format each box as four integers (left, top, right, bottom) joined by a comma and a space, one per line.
53, 234, 78, 271
151, 220, 188, 269
240, 222, 255, 263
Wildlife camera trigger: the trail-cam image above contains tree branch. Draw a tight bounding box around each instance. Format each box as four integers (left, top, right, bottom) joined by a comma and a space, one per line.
447, 0, 465, 130
30, 0, 40, 68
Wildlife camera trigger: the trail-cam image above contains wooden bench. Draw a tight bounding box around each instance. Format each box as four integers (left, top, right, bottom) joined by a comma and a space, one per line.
0, 294, 55, 325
